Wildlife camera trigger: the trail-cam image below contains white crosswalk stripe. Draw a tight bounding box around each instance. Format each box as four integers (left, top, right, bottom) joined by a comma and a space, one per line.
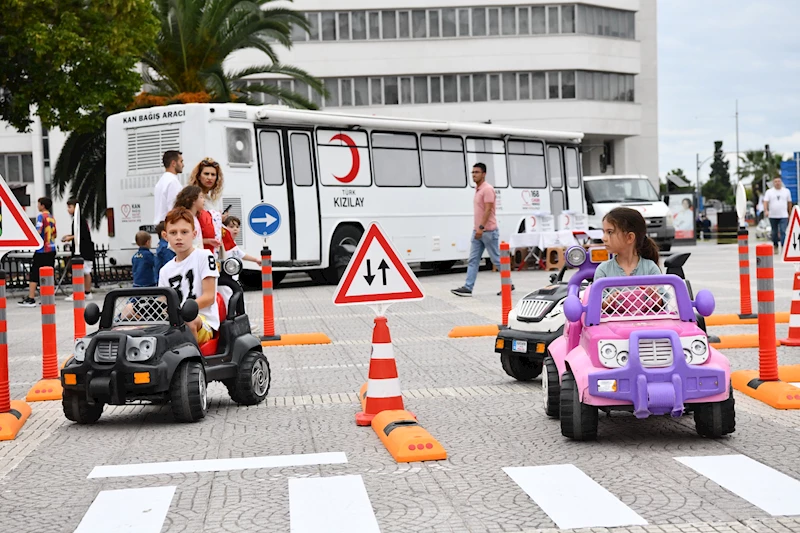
503, 464, 647, 529
289, 475, 381, 533
74, 486, 176, 533
675, 454, 800, 516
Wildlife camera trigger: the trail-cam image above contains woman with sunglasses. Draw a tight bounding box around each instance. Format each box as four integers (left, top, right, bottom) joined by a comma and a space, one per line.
188, 158, 225, 257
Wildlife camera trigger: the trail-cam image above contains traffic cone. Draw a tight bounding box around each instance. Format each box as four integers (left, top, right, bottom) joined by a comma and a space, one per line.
780, 271, 800, 347
356, 316, 408, 426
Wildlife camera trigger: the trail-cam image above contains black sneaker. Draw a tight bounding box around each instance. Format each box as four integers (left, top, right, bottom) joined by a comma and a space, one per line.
497, 284, 516, 296
17, 297, 36, 307
451, 287, 472, 297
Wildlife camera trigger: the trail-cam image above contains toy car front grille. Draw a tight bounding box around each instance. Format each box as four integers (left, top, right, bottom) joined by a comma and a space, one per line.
94, 340, 120, 363
517, 299, 551, 319
638, 338, 673, 367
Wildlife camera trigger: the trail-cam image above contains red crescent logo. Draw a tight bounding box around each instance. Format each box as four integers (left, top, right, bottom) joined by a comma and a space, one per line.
330, 133, 360, 184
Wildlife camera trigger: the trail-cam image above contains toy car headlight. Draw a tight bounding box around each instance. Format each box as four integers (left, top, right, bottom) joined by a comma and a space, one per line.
74, 338, 89, 362
126, 336, 157, 362
599, 342, 617, 360
566, 246, 587, 267
680, 336, 709, 365
222, 257, 242, 276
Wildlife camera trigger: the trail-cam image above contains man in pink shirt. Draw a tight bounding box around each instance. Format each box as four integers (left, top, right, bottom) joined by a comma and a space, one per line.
452, 163, 512, 296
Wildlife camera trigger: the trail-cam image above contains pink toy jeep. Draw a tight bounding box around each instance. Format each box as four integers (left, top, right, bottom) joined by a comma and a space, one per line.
543, 246, 735, 441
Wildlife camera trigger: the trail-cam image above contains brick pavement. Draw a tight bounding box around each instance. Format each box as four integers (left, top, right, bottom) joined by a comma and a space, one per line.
0, 240, 799, 532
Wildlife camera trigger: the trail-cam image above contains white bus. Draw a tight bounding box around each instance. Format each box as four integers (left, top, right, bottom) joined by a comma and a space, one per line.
105, 103, 585, 284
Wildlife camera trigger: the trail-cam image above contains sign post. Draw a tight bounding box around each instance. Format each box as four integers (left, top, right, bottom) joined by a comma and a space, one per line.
781, 206, 800, 345
247, 203, 282, 342
0, 174, 43, 440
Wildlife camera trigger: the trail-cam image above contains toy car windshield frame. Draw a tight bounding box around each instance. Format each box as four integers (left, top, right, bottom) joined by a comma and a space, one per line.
99, 287, 183, 329
584, 274, 695, 326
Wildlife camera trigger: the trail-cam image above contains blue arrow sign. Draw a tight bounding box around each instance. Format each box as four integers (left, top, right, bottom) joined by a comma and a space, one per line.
248, 203, 281, 237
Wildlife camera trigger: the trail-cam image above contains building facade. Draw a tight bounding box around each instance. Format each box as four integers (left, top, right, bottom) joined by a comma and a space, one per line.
0, 0, 657, 240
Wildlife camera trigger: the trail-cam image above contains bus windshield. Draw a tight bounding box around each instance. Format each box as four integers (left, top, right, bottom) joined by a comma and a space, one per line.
585, 178, 659, 203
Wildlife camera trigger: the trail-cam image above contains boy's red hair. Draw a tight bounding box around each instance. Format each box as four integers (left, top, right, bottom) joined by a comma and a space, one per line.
164, 207, 195, 229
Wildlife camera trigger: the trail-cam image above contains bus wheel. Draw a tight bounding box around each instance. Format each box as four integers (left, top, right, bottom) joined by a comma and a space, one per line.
323, 225, 363, 284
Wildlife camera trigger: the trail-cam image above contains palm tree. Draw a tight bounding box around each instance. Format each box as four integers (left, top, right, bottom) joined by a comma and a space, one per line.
739, 149, 783, 198
54, 0, 323, 227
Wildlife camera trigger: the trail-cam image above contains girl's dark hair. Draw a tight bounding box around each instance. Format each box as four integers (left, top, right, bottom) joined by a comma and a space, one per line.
174, 185, 203, 210
603, 207, 660, 266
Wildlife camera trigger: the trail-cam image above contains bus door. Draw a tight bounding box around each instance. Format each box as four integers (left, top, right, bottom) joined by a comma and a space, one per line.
547, 145, 566, 217
256, 128, 321, 265
563, 146, 584, 213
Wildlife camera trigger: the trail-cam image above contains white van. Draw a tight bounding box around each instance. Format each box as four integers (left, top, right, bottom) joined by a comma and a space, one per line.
583, 174, 675, 251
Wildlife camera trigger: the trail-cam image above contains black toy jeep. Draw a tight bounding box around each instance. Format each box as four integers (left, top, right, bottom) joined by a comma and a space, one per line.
60, 258, 270, 423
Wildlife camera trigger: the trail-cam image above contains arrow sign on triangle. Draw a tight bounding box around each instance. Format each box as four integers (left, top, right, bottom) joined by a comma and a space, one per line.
333, 222, 424, 306
783, 206, 800, 262
0, 173, 44, 251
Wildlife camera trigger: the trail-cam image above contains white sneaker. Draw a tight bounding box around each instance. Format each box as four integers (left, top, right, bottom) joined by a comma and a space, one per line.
65, 293, 94, 301
64, 294, 73, 301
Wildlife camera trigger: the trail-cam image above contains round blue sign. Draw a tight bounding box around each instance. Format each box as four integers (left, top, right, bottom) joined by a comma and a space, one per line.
247, 203, 281, 237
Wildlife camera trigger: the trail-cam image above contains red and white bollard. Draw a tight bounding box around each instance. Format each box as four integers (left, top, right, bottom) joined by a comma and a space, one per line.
261, 247, 280, 342
500, 242, 512, 326
357, 316, 407, 426
26, 266, 63, 401
756, 244, 779, 382
781, 270, 800, 346
737, 229, 756, 318
0, 270, 32, 440
72, 257, 86, 340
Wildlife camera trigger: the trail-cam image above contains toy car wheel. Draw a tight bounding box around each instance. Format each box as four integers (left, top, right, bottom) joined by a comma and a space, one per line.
169, 360, 208, 422
227, 350, 271, 405
62, 390, 103, 424
559, 370, 598, 441
694, 384, 735, 438
500, 353, 543, 381
542, 355, 560, 418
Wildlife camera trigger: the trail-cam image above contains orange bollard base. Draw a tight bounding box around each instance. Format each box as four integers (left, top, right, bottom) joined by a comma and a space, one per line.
260, 334, 281, 342
448, 324, 500, 338
731, 367, 800, 409
26, 378, 63, 402
261, 332, 331, 346
371, 410, 446, 463
779, 337, 800, 347
0, 400, 32, 441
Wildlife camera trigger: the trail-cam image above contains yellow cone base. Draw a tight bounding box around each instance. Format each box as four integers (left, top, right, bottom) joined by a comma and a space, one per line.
706, 312, 790, 326
262, 332, 331, 347
448, 325, 499, 338
731, 366, 800, 409
711, 334, 782, 349
26, 379, 63, 402
0, 401, 32, 441
371, 410, 446, 463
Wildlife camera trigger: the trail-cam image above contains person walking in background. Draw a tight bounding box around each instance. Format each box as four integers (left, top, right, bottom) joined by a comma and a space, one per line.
154, 221, 175, 274
153, 150, 184, 226
452, 163, 512, 297
19, 197, 57, 307
131, 231, 157, 287
763, 176, 793, 254
62, 198, 95, 301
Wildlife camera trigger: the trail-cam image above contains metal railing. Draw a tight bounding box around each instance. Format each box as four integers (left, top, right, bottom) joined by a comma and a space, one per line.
0, 244, 132, 292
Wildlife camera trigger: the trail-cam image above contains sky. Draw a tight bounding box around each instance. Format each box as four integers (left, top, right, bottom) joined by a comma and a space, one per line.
657, 0, 800, 187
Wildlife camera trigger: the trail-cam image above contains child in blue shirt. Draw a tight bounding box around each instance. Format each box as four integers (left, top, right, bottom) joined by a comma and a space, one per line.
132, 231, 157, 287
154, 221, 176, 274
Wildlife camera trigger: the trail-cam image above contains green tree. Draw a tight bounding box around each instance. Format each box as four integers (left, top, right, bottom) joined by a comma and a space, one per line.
0, 0, 158, 133
702, 141, 733, 204
739, 149, 783, 199
54, 0, 324, 227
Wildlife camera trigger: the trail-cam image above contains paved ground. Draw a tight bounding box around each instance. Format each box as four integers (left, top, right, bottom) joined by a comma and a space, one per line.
1, 238, 800, 533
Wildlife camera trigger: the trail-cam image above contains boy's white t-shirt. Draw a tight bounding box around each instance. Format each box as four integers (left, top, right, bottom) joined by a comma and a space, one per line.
158, 248, 220, 330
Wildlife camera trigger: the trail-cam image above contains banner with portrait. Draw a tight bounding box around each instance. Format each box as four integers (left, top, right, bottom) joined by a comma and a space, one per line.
667, 193, 696, 243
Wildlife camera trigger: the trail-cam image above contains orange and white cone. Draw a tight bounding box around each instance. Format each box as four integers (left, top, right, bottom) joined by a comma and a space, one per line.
356, 316, 407, 426
780, 271, 800, 347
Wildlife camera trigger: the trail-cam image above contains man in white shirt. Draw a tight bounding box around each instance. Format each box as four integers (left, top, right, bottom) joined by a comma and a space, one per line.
153, 150, 184, 226
763, 176, 793, 253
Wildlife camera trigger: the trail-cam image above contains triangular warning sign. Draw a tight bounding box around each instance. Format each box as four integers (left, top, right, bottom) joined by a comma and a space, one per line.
333, 222, 424, 306
0, 174, 44, 251
783, 205, 800, 262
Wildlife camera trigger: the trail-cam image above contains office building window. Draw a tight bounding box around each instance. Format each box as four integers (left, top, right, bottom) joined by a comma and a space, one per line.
1, 154, 35, 184
251, 70, 635, 109
295, 5, 634, 43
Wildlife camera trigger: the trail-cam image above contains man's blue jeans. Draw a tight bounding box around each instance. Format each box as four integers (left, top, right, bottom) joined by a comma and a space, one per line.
770, 217, 788, 247
464, 229, 500, 291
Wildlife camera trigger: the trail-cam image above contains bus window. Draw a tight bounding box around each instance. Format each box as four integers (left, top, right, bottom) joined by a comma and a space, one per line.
421, 135, 466, 187
565, 146, 580, 188
548, 145, 563, 189
508, 140, 546, 188
259, 130, 284, 186
551, 188, 565, 216
372, 132, 422, 187
290, 134, 314, 186
467, 137, 508, 187
317, 129, 371, 186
